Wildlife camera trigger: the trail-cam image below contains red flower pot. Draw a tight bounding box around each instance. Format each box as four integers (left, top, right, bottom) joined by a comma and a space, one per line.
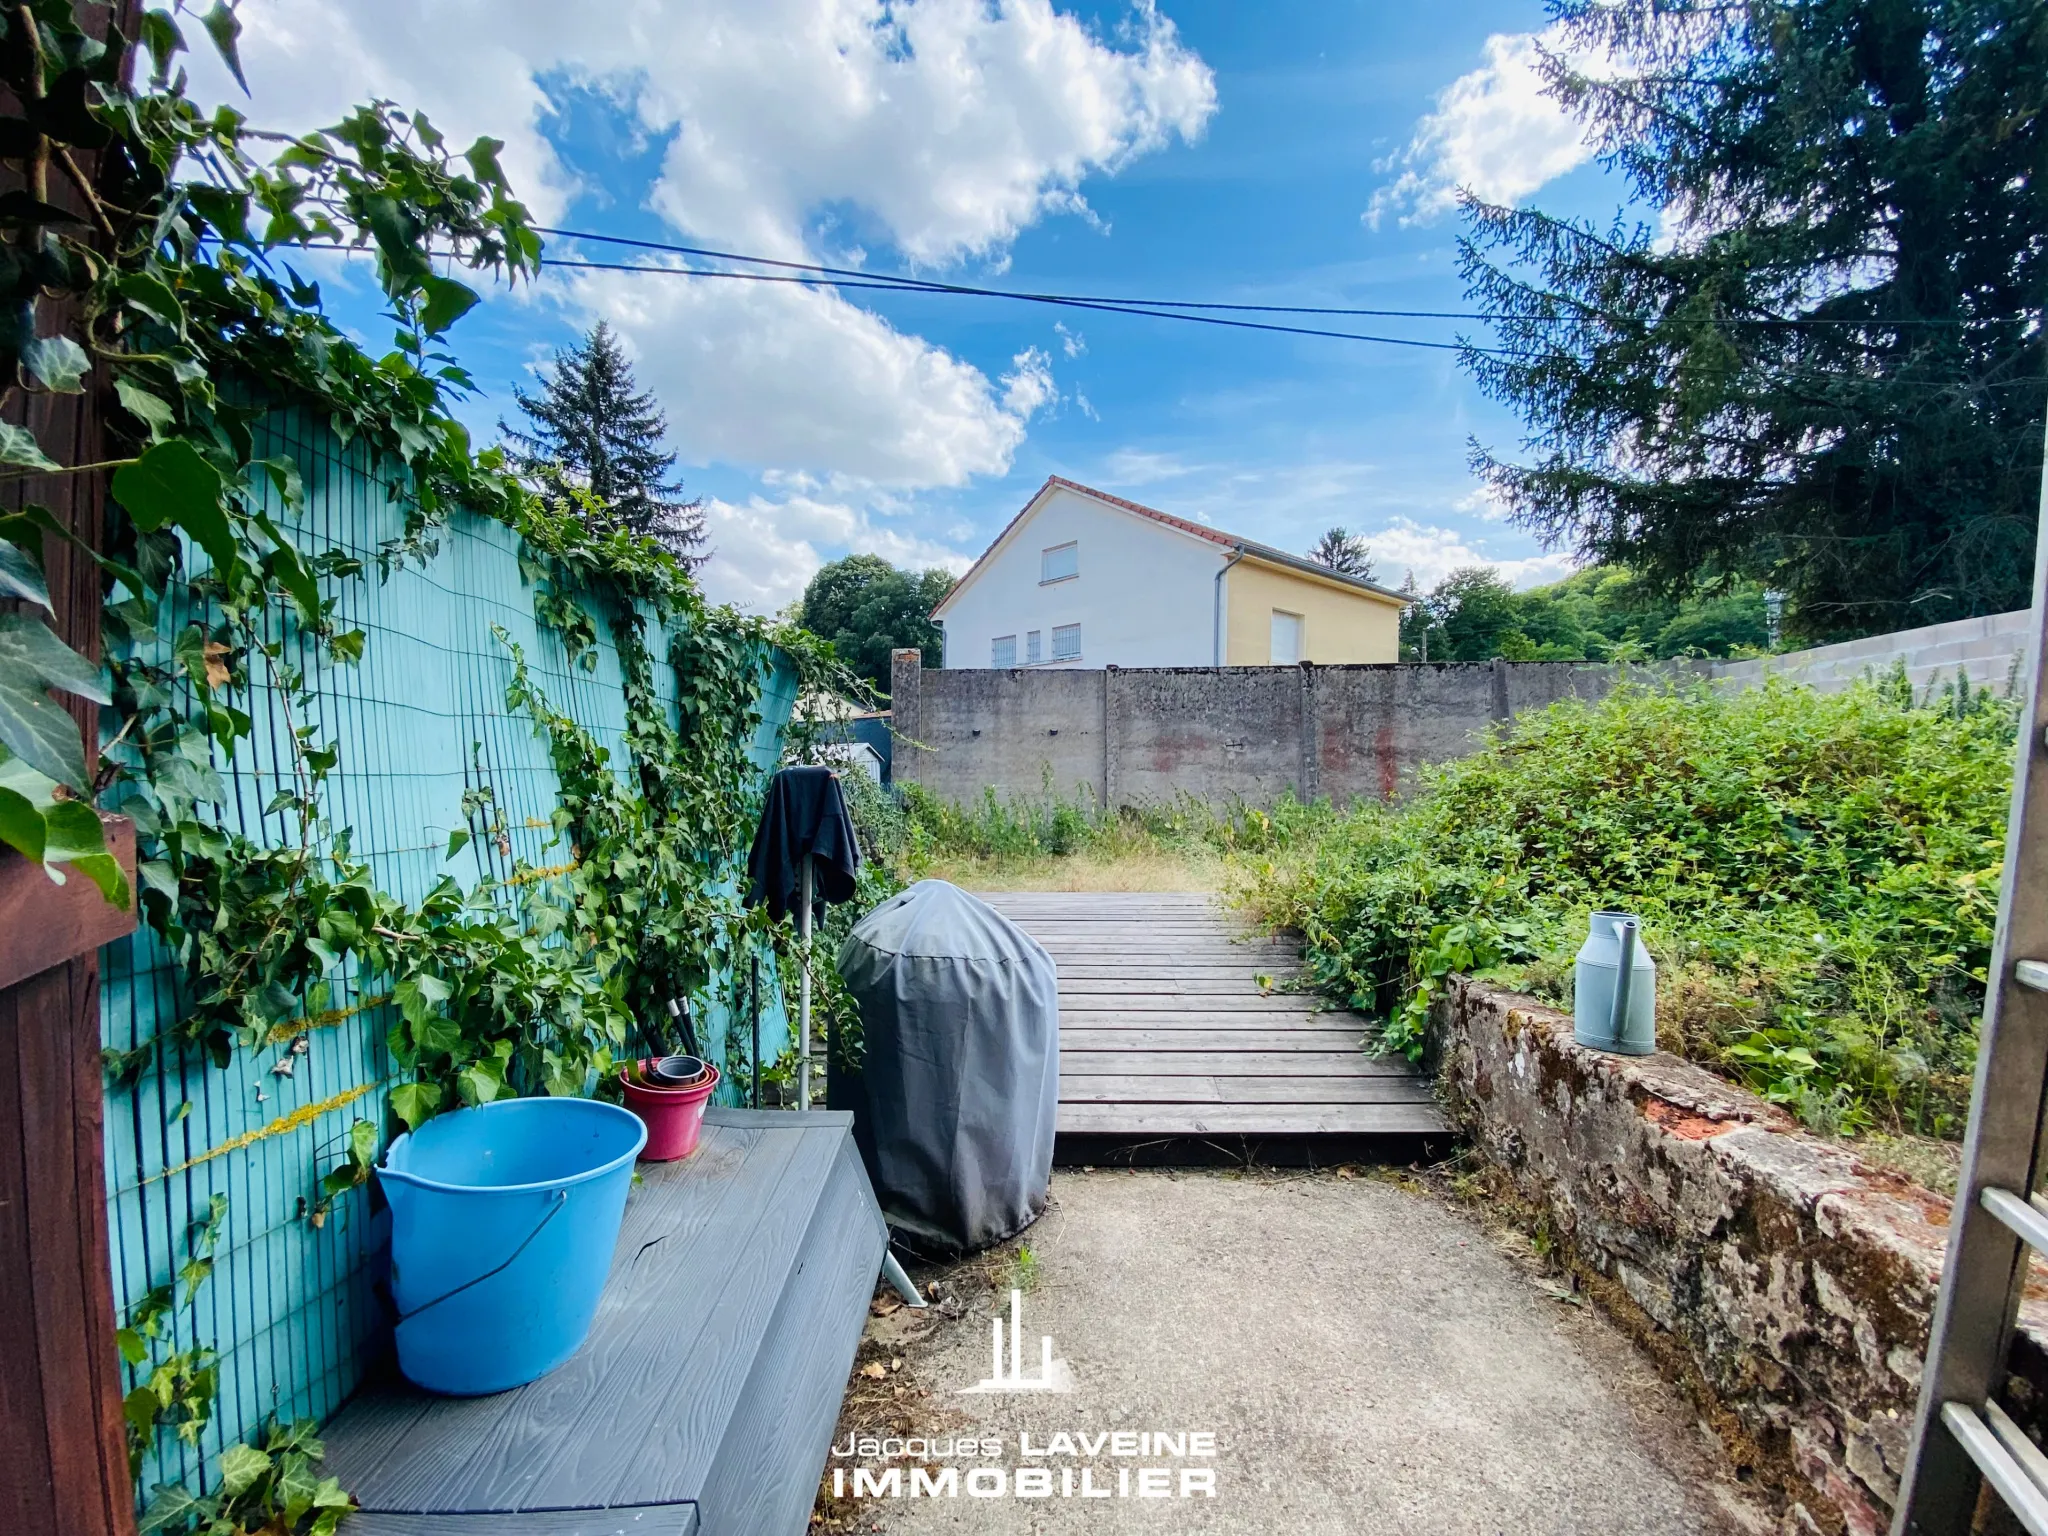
620, 1061, 721, 1161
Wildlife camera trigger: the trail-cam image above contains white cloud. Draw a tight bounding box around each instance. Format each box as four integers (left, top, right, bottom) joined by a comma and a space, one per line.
697, 493, 974, 611
1000, 347, 1057, 421
562, 263, 1047, 487
1367, 517, 1577, 591
1452, 483, 1511, 522
195, 1, 1214, 499
1054, 322, 1087, 358
1366, 25, 1599, 229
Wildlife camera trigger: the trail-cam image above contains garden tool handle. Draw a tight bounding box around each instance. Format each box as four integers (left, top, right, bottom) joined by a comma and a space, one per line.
1608, 918, 1638, 1048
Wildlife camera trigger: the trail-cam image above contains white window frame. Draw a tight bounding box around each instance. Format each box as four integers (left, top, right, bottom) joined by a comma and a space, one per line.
1051, 623, 1081, 661
1026, 629, 1042, 665
1270, 609, 1303, 666
1040, 542, 1079, 584
991, 634, 1017, 668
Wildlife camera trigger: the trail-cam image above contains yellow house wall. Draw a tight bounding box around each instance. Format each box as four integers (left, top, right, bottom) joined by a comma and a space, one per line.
1223, 559, 1403, 664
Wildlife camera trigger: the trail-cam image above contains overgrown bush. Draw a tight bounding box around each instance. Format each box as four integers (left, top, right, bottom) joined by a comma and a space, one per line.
1236, 674, 2017, 1138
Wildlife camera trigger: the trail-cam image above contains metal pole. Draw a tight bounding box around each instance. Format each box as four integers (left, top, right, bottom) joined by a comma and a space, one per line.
749, 952, 760, 1109
798, 855, 814, 1112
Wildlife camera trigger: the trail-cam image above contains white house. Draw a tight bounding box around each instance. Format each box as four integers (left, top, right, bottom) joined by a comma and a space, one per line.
930, 476, 1409, 668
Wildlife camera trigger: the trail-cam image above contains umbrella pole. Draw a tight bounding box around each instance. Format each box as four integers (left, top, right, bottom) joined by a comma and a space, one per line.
798, 854, 814, 1112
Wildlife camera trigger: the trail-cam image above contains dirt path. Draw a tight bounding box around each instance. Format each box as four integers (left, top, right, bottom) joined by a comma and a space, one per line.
820, 1168, 1770, 1536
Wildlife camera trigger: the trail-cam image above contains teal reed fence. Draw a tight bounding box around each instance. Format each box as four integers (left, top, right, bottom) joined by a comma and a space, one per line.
97, 402, 795, 1500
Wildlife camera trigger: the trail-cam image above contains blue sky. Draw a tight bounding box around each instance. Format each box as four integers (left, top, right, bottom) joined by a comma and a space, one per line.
199, 1, 1644, 611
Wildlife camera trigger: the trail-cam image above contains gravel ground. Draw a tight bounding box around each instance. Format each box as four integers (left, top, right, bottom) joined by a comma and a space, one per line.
816, 1166, 1774, 1536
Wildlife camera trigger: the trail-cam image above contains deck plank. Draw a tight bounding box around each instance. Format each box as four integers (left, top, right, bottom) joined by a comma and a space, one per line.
976, 891, 1445, 1139
1056, 1075, 1438, 1104
346, 1509, 698, 1535
1056, 1102, 1447, 1135
1058, 1050, 1412, 1077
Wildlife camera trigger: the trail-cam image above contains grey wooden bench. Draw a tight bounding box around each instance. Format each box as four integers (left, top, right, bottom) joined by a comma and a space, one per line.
321, 1108, 886, 1535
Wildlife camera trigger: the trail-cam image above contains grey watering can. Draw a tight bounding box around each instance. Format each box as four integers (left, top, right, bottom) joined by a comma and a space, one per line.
1574, 910, 1656, 1055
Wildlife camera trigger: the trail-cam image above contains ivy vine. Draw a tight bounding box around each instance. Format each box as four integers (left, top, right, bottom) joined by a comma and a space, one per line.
0, 3, 866, 1525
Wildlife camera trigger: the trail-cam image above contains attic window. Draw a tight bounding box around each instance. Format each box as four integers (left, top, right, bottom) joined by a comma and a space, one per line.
1040, 542, 1078, 584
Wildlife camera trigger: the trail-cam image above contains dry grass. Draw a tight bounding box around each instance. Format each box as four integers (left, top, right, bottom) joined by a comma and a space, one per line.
916, 844, 1226, 892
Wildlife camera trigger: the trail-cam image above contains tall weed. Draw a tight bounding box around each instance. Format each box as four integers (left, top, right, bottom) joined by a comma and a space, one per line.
1236, 675, 2016, 1138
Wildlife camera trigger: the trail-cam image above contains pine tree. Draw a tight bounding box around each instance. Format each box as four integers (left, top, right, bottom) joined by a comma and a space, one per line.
1308, 526, 1375, 579
503, 322, 708, 564
1459, 0, 2047, 641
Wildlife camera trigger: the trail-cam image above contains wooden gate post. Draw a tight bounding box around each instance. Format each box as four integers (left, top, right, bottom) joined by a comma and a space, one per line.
0, 6, 142, 1529
1, 827, 138, 1536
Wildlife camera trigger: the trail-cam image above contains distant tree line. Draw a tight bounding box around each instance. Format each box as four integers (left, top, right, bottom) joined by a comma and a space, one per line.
1399, 565, 1769, 663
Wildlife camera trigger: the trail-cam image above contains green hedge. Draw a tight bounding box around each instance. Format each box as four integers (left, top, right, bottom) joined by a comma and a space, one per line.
1237, 674, 2017, 1138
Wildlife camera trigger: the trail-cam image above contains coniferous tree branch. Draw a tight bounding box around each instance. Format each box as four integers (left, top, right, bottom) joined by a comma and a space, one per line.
502, 320, 709, 567
1460, 0, 2047, 640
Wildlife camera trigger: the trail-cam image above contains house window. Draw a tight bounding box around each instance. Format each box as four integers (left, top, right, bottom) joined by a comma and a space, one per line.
1270, 610, 1303, 665
1040, 542, 1078, 584
1051, 623, 1081, 661
991, 634, 1017, 668
1026, 630, 1042, 664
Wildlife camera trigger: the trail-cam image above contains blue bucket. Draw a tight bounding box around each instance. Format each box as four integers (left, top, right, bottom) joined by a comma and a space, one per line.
377, 1097, 647, 1395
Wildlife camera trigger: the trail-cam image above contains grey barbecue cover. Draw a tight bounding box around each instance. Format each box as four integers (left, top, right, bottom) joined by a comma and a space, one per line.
835, 879, 1058, 1257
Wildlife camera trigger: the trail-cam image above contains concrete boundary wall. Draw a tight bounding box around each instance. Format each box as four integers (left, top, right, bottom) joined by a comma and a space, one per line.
889, 609, 2031, 809
1713, 608, 2029, 696
889, 648, 1707, 807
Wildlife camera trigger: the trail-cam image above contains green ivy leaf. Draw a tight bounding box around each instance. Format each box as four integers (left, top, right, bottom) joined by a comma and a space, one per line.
0, 613, 106, 790
138, 11, 186, 81
416, 274, 480, 336
112, 440, 239, 581
0, 783, 45, 863
114, 375, 176, 436
254, 512, 320, 620
0, 421, 58, 471
414, 1013, 462, 1058
389, 1080, 442, 1130
137, 1481, 203, 1534
348, 1118, 377, 1167
20, 334, 89, 393
0, 535, 48, 610
200, 2, 249, 94
216, 1441, 271, 1497
117, 271, 188, 333
42, 798, 127, 908
362, 196, 430, 286
444, 827, 470, 861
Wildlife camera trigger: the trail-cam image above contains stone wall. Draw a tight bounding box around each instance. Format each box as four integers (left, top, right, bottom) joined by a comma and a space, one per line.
1429, 977, 2048, 1535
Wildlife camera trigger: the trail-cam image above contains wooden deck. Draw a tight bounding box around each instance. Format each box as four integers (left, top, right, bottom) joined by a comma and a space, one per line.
980, 891, 1446, 1139
322, 1109, 886, 1536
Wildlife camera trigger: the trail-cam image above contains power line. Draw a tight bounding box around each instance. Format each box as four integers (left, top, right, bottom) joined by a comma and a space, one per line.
538, 255, 1482, 354
536, 226, 1497, 321
535, 225, 2028, 331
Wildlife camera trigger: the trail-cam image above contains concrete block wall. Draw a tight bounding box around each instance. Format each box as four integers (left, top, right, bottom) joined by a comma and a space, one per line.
891, 649, 1695, 807
1713, 608, 2030, 697
890, 609, 2032, 810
